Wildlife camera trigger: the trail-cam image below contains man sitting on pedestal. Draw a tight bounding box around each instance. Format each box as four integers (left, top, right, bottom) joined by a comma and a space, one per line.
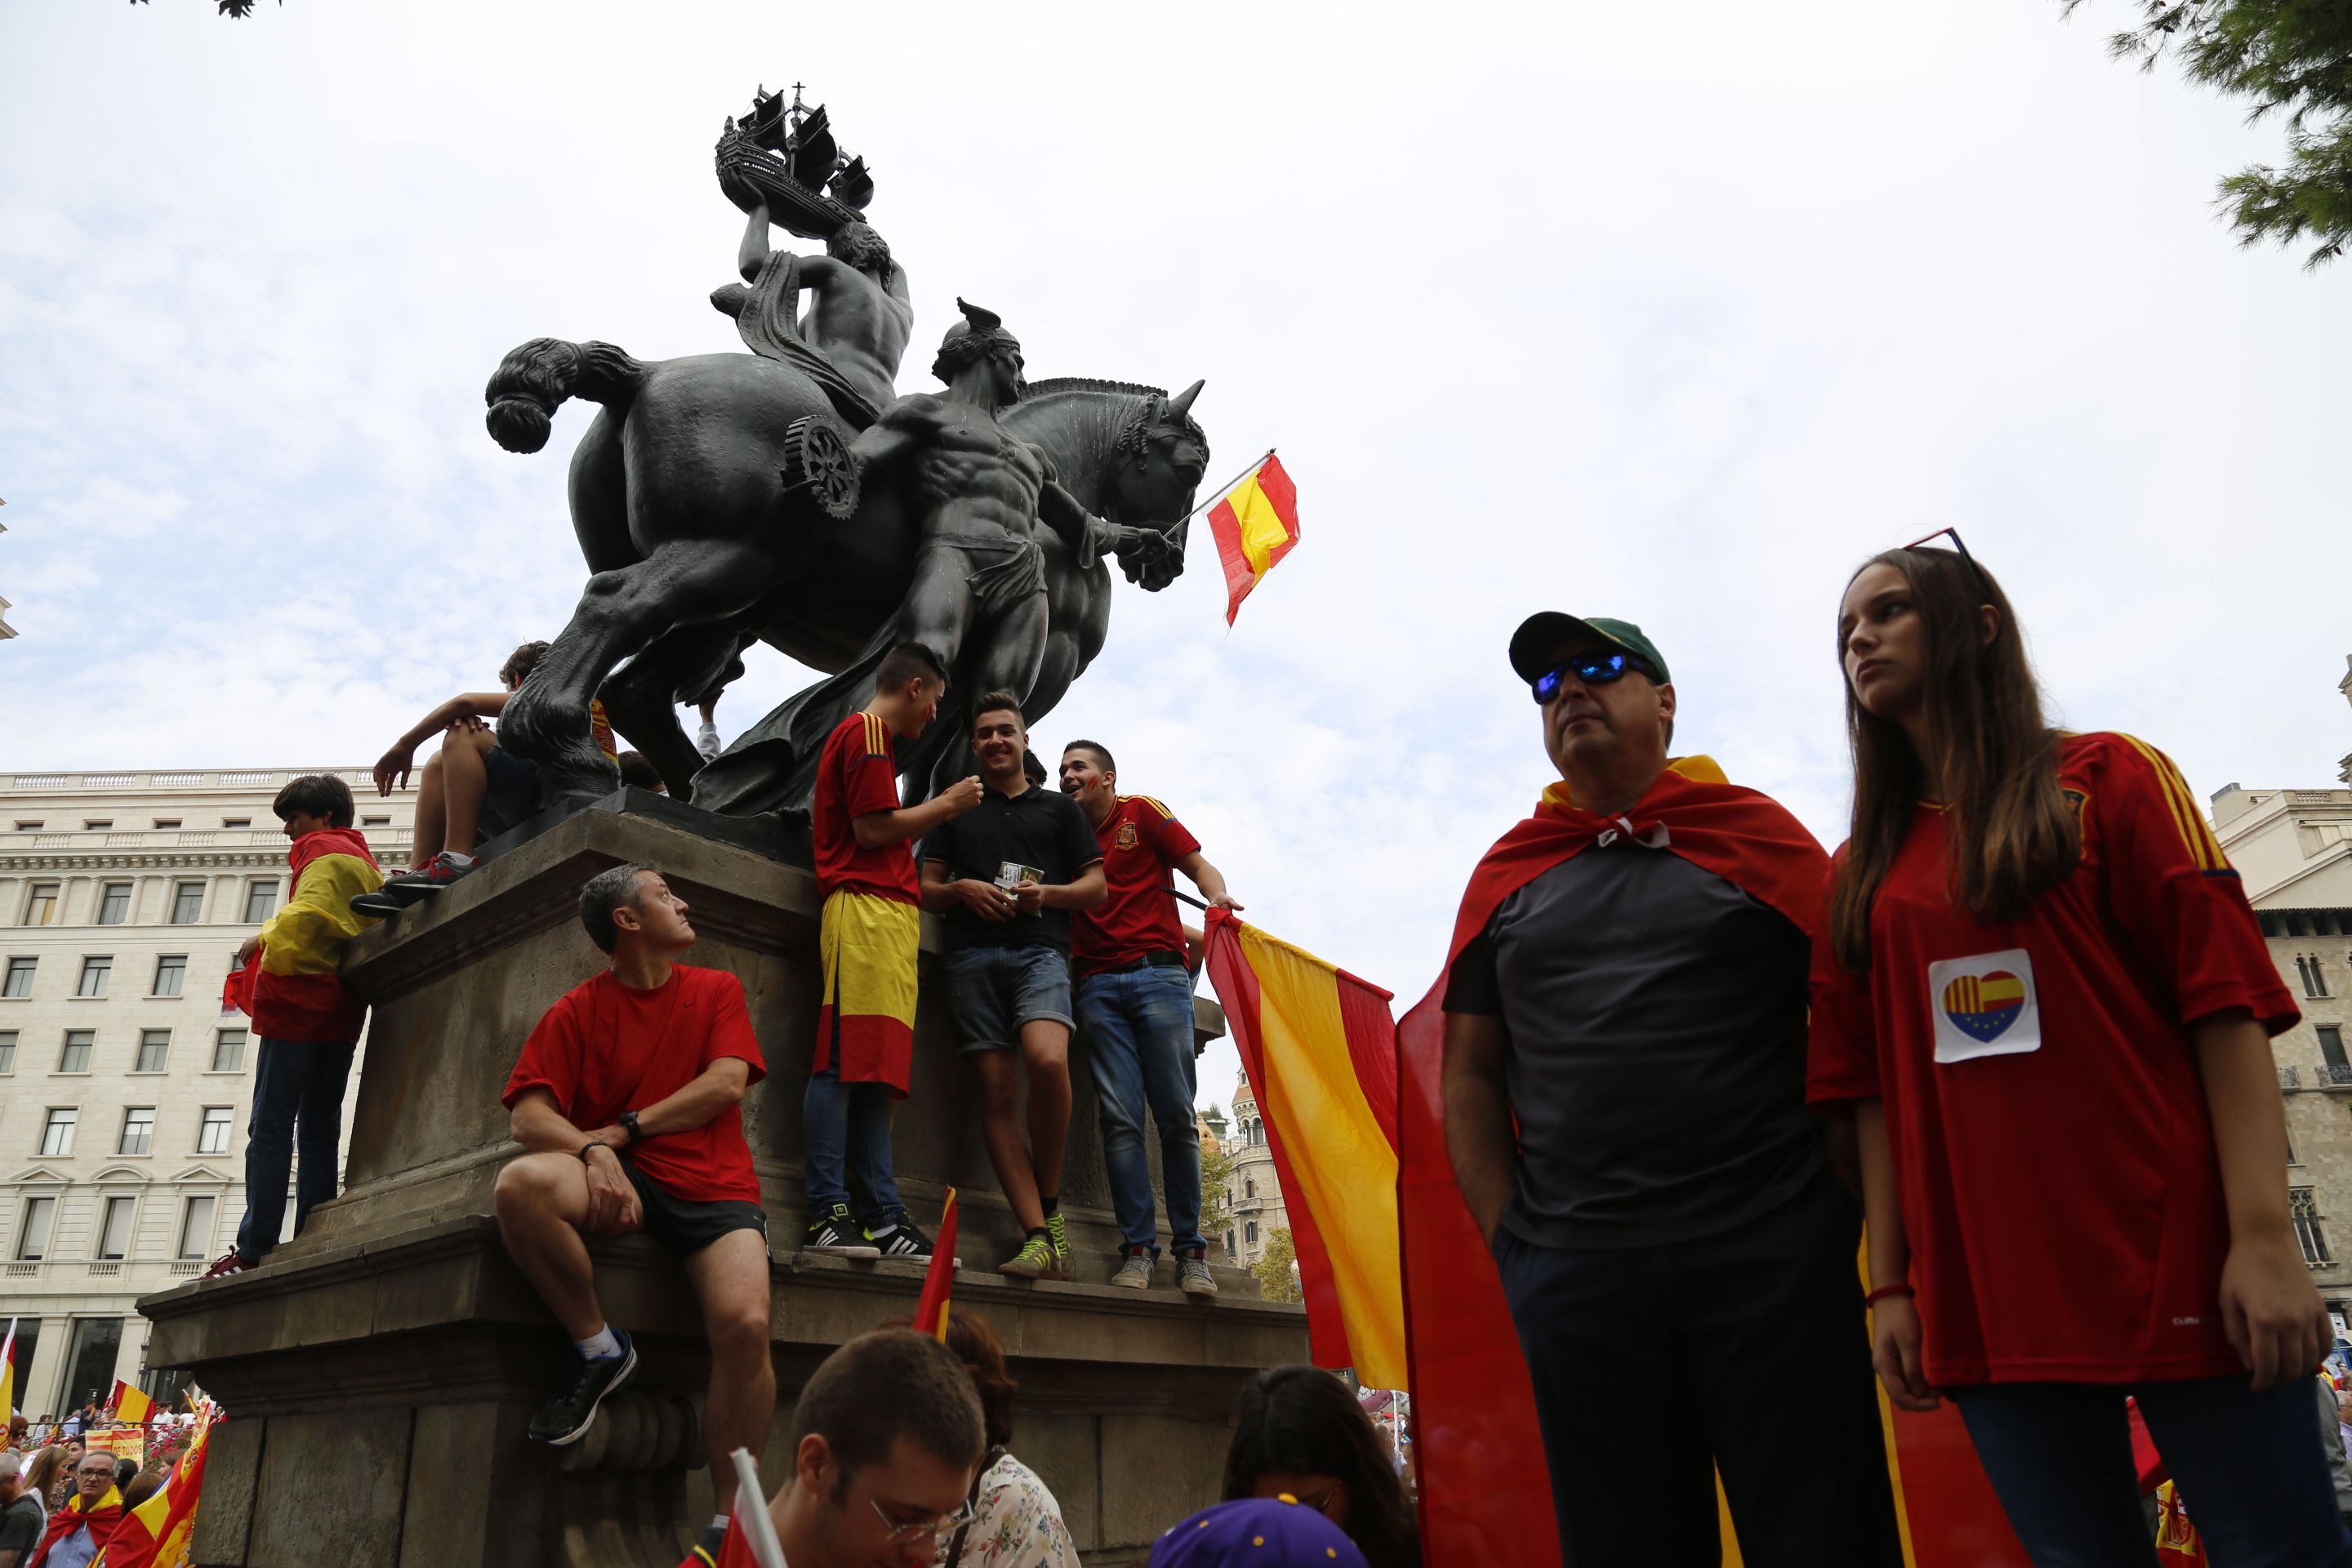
493, 863, 773, 1568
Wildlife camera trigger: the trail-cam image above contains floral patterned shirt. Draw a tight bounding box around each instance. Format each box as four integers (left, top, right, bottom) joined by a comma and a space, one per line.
932, 1451, 1076, 1568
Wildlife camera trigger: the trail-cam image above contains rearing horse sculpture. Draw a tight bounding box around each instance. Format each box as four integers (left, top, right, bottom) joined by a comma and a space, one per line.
479, 333, 1206, 813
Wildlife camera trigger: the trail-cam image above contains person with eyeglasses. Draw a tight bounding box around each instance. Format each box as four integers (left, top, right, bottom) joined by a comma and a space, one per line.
22, 1452, 122, 1568
1437, 612, 1901, 1566
1220, 1365, 1417, 1568
725, 1329, 988, 1568
1812, 539, 2349, 1566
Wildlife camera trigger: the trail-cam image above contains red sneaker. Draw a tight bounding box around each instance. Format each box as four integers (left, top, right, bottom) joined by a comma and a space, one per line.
198, 1252, 252, 1281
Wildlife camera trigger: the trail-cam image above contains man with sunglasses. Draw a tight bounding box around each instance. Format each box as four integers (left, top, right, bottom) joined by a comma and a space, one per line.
1437, 612, 1900, 1566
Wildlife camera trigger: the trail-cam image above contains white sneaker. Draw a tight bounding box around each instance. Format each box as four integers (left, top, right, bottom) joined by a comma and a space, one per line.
1112, 1251, 1154, 1290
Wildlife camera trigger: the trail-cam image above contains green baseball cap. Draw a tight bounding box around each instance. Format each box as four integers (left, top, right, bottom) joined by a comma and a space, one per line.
1508, 612, 1671, 686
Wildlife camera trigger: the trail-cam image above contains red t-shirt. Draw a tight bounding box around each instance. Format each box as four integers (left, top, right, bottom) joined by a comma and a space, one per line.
813, 712, 918, 904
1809, 733, 2298, 1386
501, 965, 768, 1204
1071, 795, 1203, 978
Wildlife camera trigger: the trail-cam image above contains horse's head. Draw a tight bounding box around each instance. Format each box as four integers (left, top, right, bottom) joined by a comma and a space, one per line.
1110, 379, 1209, 528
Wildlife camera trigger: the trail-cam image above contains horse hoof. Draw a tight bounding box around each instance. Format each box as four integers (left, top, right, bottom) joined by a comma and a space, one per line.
779, 415, 861, 522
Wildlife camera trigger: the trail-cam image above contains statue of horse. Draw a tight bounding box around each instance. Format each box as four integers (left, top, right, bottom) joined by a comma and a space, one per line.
478, 337, 1207, 813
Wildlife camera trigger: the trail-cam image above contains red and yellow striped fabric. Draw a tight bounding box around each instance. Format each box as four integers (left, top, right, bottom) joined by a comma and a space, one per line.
109, 1378, 153, 1424
915, 1190, 958, 1344
1202, 908, 1404, 1388
96, 1407, 214, 1568
1205, 455, 1300, 626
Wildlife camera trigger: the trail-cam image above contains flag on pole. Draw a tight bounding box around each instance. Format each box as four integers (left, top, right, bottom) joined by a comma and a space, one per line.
1201, 908, 1405, 1388
1205, 453, 1300, 626
711, 1447, 788, 1568
109, 1378, 154, 1425
913, 1189, 958, 1343
0, 1317, 16, 1423
94, 1408, 212, 1568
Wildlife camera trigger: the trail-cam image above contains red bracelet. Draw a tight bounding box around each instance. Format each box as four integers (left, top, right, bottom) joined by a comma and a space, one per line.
1864, 1284, 1914, 1306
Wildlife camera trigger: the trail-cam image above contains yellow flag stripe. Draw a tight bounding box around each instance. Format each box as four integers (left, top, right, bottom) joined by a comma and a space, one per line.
1238, 925, 1406, 1388
2118, 734, 2227, 871
1223, 474, 1295, 579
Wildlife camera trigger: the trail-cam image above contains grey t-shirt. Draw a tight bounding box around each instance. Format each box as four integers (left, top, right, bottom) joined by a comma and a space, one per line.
1445, 844, 1824, 1249
0, 1493, 44, 1557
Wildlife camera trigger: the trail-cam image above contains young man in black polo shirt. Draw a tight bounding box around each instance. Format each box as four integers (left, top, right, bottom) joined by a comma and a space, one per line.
920, 692, 1106, 1279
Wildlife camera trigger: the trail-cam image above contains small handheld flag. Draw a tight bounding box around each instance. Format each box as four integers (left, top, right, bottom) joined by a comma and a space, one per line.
1, 1316, 16, 1423
721, 1447, 790, 1567
110, 1377, 154, 1424
1205, 452, 1299, 626
914, 1188, 959, 1343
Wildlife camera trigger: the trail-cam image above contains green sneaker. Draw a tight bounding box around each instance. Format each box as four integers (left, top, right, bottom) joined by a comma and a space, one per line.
998, 1233, 1059, 1281
1045, 1211, 1070, 1267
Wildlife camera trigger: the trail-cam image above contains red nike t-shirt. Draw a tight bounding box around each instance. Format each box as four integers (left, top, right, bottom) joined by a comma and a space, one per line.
1071, 795, 1202, 978
813, 712, 918, 904
1809, 733, 2298, 1386
502, 964, 768, 1204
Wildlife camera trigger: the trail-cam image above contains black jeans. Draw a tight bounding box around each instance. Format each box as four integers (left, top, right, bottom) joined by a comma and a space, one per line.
1494, 1171, 1903, 1567
234, 1035, 356, 1264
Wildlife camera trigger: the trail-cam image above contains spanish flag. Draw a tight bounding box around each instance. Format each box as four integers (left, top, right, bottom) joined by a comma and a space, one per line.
109, 1377, 153, 1424
914, 1189, 958, 1343
0, 1317, 17, 1422
93, 1409, 213, 1568
1205, 453, 1299, 626
1202, 909, 1405, 1388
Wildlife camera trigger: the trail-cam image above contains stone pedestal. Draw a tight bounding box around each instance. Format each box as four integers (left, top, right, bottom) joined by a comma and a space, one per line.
142, 801, 1305, 1567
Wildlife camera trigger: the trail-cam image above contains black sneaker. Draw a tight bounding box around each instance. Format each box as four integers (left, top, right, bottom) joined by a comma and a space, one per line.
803, 1203, 880, 1258
528, 1329, 636, 1446
866, 1214, 935, 1260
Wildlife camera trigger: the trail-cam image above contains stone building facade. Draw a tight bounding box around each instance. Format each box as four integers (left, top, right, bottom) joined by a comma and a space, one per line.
0, 765, 415, 1414
1217, 1063, 1292, 1269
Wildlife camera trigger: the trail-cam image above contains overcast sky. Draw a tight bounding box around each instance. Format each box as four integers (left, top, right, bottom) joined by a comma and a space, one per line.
6, 1, 2348, 1115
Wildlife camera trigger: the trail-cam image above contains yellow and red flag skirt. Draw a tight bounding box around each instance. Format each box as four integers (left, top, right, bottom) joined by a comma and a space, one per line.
814, 889, 920, 1096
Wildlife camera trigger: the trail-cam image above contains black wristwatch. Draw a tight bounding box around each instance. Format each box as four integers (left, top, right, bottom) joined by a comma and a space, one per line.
618, 1110, 642, 1144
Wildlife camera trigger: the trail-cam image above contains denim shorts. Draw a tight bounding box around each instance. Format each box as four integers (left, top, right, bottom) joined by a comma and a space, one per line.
944, 944, 1074, 1054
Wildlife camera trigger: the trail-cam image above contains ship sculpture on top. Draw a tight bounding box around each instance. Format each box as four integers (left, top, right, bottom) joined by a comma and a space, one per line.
478, 83, 1210, 821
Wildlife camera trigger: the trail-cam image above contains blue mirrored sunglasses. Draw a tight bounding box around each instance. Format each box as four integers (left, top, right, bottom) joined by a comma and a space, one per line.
1531, 650, 1653, 705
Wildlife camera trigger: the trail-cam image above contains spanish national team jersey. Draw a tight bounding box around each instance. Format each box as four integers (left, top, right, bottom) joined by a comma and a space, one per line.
813, 713, 918, 904
1071, 795, 1202, 978
1809, 732, 2298, 1386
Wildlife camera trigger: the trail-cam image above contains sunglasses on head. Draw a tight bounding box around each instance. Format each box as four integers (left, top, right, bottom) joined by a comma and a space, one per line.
1530, 649, 1656, 705
1901, 527, 1992, 602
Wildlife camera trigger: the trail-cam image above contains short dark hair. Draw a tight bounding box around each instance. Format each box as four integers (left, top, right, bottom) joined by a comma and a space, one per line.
578, 862, 655, 953
793, 1330, 986, 1496
970, 691, 1024, 732
1062, 740, 1116, 777
616, 751, 664, 791
273, 773, 355, 828
875, 643, 947, 694
1224, 1365, 1419, 1568
501, 640, 552, 688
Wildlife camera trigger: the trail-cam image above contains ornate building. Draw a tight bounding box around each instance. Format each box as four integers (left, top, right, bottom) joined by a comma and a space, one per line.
0, 766, 415, 1414
2211, 657, 2352, 1338
1217, 1063, 1291, 1269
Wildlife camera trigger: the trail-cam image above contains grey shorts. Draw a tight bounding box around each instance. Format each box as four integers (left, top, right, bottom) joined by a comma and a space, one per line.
944, 944, 1074, 1054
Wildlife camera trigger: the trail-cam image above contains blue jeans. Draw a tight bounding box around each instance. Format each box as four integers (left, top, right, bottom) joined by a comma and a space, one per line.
802, 1067, 902, 1226
1076, 964, 1203, 1254
943, 945, 1073, 1053
1951, 1376, 2352, 1567
234, 1035, 356, 1264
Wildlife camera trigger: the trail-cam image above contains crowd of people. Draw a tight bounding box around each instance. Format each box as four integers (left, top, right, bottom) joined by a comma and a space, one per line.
0, 1400, 206, 1568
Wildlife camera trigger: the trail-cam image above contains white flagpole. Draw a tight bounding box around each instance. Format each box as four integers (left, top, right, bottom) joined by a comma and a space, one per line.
1179, 448, 1276, 523
729, 1448, 791, 1568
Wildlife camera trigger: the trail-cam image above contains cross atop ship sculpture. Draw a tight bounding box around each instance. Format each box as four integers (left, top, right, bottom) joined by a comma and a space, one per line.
479, 83, 1211, 820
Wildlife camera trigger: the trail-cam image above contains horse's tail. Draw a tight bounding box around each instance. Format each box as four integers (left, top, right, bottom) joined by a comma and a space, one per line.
483, 338, 649, 454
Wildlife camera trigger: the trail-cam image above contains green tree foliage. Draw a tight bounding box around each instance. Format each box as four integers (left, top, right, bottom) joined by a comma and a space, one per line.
1200, 1138, 1236, 1241
1252, 1227, 1303, 1303
2069, 1, 2352, 265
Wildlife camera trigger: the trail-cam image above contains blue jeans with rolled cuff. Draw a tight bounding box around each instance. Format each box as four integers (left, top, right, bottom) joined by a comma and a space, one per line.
1076, 963, 1204, 1255
802, 1066, 903, 1227
234, 1035, 356, 1265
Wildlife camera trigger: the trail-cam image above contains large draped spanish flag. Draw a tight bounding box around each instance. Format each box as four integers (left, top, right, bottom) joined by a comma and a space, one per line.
96, 1407, 214, 1568
1205, 454, 1299, 626
1203, 909, 1405, 1388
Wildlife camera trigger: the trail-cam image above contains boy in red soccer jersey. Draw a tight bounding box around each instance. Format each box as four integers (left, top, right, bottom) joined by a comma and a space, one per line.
1059, 740, 1238, 1294
1816, 537, 2345, 1565
492, 863, 773, 1566
804, 643, 981, 1261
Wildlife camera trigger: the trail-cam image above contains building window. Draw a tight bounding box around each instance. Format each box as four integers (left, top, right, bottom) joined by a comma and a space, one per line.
136, 1029, 170, 1073
2295, 1188, 2333, 1265
2301, 956, 2333, 1000
83, 819, 112, 831
223, 817, 251, 829
40, 1108, 76, 1157
96, 884, 132, 925
16, 1196, 56, 1260
118, 1107, 154, 1157
1245, 1175, 1256, 1199
77, 957, 110, 998
151, 956, 186, 997
198, 1106, 232, 1154
176, 1196, 217, 1259
14, 820, 42, 831
169, 883, 206, 924
1224, 1231, 1236, 1258
243, 881, 278, 923
361, 815, 390, 827
212, 1028, 247, 1072
97, 1196, 136, 1260
23, 884, 60, 926
1245, 1221, 1258, 1245
2322, 1026, 2348, 1071
152, 818, 180, 830
0, 1030, 14, 1073
58, 1030, 93, 1073
3, 957, 34, 997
